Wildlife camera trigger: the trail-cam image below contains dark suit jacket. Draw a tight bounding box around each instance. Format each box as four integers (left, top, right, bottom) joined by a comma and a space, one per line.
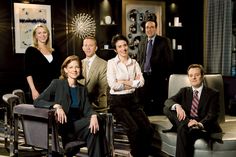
79, 56, 108, 112
164, 86, 222, 133
34, 79, 96, 118
137, 35, 174, 78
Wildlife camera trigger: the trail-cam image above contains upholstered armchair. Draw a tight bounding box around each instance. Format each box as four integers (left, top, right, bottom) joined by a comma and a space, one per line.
13, 103, 114, 157
150, 74, 236, 157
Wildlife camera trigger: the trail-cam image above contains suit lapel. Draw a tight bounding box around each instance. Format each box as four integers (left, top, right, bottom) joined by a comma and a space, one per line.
187, 88, 194, 111
198, 86, 207, 110
141, 36, 148, 58
76, 86, 82, 108
63, 80, 71, 110
82, 58, 93, 84
151, 36, 161, 59
86, 56, 99, 84
82, 61, 87, 78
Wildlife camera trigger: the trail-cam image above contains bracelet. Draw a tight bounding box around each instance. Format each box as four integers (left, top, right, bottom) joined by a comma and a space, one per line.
53, 104, 62, 110
56, 107, 62, 110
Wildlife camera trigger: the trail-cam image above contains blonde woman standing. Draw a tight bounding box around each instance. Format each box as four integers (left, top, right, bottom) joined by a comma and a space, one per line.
25, 23, 61, 101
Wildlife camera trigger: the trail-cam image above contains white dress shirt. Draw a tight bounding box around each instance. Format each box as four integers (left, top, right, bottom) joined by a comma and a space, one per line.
107, 55, 144, 95
171, 83, 204, 110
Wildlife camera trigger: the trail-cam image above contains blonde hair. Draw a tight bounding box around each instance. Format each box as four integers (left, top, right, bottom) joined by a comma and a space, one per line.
83, 36, 97, 45
32, 23, 53, 51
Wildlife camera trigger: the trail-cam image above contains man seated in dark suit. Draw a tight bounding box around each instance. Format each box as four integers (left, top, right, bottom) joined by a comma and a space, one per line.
163, 64, 222, 157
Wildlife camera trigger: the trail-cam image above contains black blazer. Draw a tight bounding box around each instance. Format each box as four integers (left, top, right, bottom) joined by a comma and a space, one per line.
164, 86, 222, 133
137, 35, 174, 78
34, 79, 96, 118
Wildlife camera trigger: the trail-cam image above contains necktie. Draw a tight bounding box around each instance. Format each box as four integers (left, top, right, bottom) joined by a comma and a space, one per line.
190, 90, 199, 117
144, 39, 153, 72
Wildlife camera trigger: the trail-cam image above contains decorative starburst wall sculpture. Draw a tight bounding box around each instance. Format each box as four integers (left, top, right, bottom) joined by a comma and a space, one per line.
71, 13, 96, 39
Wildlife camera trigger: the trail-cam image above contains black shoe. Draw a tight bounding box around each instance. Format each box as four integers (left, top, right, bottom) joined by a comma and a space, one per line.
162, 126, 177, 133
51, 151, 64, 157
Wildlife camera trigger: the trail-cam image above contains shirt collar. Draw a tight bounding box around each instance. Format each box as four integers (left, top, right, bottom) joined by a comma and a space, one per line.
85, 54, 96, 64
114, 55, 133, 66
192, 83, 203, 93
148, 35, 156, 44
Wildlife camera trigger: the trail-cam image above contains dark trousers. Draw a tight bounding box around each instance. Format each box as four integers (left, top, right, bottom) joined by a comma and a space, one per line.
109, 93, 154, 157
176, 124, 209, 157
139, 73, 168, 115
59, 111, 107, 157
163, 109, 209, 157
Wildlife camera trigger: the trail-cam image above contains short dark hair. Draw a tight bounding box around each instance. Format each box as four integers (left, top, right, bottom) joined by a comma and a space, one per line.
145, 19, 158, 28
111, 34, 129, 49
187, 64, 205, 76
145, 12, 157, 27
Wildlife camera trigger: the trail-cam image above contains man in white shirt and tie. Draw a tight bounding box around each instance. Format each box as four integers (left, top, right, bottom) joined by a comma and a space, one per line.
163, 64, 222, 157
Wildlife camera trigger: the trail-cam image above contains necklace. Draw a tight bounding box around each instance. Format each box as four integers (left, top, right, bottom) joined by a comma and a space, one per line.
70, 84, 77, 88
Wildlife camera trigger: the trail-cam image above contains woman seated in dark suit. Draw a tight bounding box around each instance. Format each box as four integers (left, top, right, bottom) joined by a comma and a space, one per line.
34, 55, 107, 157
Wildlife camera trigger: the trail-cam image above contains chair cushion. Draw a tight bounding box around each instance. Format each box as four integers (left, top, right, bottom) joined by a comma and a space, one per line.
14, 104, 50, 119
149, 115, 236, 157
14, 104, 59, 151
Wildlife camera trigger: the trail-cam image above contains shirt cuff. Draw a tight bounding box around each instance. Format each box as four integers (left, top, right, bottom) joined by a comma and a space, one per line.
171, 104, 180, 110
198, 122, 204, 129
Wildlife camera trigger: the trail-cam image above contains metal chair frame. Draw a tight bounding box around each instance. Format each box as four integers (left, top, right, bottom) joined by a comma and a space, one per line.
2, 93, 20, 156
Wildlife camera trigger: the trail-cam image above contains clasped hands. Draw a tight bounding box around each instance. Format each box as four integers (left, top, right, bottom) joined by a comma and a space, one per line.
175, 104, 203, 129
53, 104, 99, 134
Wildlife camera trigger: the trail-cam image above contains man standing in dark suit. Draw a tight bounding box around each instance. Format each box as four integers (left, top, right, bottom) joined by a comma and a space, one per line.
163, 64, 222, 157
137, 19, 173, 115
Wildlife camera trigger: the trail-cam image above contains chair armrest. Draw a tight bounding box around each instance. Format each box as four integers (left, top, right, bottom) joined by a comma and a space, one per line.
2, 94, 19, 106
3, 93, 20, 119
12, 89, 26, 104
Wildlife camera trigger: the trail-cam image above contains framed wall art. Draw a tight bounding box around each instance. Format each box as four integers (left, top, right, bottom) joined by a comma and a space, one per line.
122, 0, 165, 56
13, 3, 51, 54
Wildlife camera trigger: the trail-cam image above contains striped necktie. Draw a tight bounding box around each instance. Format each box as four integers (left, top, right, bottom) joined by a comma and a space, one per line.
190, 90, 199, 118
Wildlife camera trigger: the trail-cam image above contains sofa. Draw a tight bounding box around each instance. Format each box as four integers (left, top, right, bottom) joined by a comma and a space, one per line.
149, 74, 236, 157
